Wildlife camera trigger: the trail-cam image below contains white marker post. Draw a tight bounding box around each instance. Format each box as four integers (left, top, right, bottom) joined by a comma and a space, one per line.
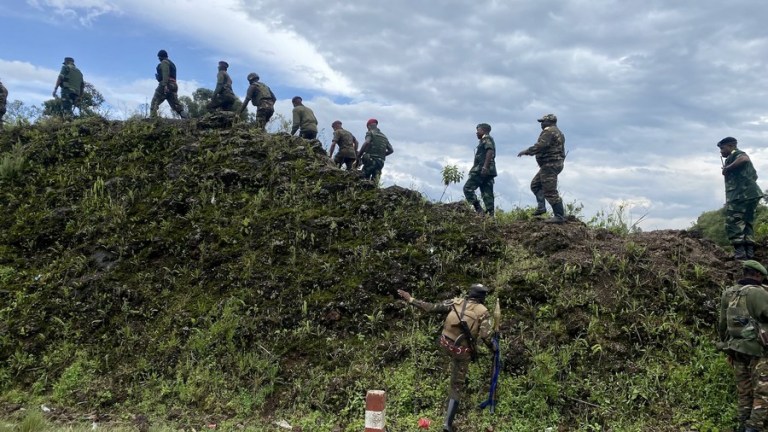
364, 390, 386, 432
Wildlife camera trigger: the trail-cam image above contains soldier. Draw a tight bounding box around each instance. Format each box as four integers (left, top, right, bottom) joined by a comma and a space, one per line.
718, 260, 768, 432
290, 96, 318, 139
398, 284, 497, 432
328, 120, 359, 170
357, 119, 393, 181
238, 73, 276, 129
517, 113, 567, 223
0, 78, 7, 126
52, 57, 84, 117
719, 137, 764, 260
207, 61, 236, 112
150, 50, 187, 119
463, 123, 497, 216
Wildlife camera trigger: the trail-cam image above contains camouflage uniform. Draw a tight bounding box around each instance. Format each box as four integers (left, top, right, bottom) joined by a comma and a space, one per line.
723, 148, 763, 251
523, 121, 566, 208
242, 80, 276, 129
331, 127, 358, 170
359, 126, 393, 181
55, 59, 84, 116
718, 262, 768, 431
463, 130, 497, 215
208, 66, 236, 112
291, 104, 318, 139
150, 57, 185, 118
0, 80, 7, 126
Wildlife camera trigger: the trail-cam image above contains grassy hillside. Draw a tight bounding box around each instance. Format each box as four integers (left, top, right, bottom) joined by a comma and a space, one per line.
0, 116, 744, 431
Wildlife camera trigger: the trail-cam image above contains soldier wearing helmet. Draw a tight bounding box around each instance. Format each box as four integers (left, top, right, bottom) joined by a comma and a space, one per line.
398, 284, 497, 432
52, 57, 84, 117
150, 49, 187, 118
518, 113, 567, 223
238, 72, 276, 129
207, 61, 236, 113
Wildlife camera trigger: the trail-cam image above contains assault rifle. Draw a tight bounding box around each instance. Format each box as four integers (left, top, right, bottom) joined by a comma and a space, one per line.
452, 302, 478, 362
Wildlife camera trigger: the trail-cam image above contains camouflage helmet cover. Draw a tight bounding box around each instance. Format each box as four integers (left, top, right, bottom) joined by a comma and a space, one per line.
537, 113, 557, 123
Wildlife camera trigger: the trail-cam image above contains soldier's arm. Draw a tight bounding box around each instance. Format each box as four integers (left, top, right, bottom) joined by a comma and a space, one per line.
160, 61, 170, 87
53, 67, 66, 96
397, 289, 452, 313
477, 310, 494, 349
718, 292, 729, 341
213, 72, 224, 97
524, 130, 554, 155
385, 140, 394, 156
482, 147, 495, 174
291, 108, 301, 135
723, 153, 751, 173
238, 87, 254, 115
357, 141, 371, 159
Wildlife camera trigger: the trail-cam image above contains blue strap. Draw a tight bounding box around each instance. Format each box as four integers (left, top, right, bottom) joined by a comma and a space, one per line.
479, 334, 501, 413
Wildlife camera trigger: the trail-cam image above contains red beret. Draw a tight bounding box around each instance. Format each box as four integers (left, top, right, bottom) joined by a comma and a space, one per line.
366, 118, 378, 126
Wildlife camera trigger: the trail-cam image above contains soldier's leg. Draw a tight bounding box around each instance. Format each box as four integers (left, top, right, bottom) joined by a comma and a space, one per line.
444, 356, 469, 430
479, 177, 495, 216
166, 87, 187, 118
463, 174, 482, 211
734, 354, 757, 427
541, 163, 564, 207
150, 86, 166, 118
60, 91, 74, 116
372, 159, 385, 183
221, 95, 235, 112
746, 356, 768, 430
743, 198, 760, 249
0, 105, 6, 126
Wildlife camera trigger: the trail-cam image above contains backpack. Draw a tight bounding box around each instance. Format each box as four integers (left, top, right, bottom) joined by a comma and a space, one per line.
725, 284, 768, 345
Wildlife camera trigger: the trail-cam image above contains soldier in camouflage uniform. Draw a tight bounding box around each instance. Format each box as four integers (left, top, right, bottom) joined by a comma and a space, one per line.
290, 96, 318, 139
398, 284, 497, 432
150, 50, 187, 118
357, 119, 393, 181
207, 61, 236, 112
0, 79, 7, 126
238, 73, 276, 129
52, 57, 84, 117
719, 137, 764, 260
518, 113, 567, 223
463, 123, 497, 216
329, 120, 359, 170
718, 260, 768, 432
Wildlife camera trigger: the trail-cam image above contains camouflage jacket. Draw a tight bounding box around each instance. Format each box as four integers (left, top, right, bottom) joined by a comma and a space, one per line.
363, 128, 393, 160
718, 279, 768, 357
525, 125, 565, 166
155, 59, 177, 86
723, 149, 763, 202
213, 70, 235, 98
469, 134, 497, 177
59, 64, 84, 96
410, 297, 493, 349
246, 82, 275, 108
332, 128, 357, 157
0, 82, 7, 105
291, 105, 318, 134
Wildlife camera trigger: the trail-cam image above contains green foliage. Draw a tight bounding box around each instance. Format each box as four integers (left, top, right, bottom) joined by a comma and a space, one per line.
3, 100, 42, 125
585, 202, 645, 235
42, 82, 106, 118
692, 204, 768, 247
439, 164, 464, 202
0, 142, 26, 180
179, 87, 247, 120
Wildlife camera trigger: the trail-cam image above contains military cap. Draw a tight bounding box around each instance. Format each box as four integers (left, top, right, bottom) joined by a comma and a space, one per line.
717, 136, 737, 147
537, 113, 557, 123
63, 57, 74, 64
468, 283, 490, 299
366, 118, 378, 126
476, 123, 492, 133
743, 260, 768, 276
332, 120, 342, 127
218, 61, 229, 69
157, 49, 168, 58
247, 72, 259, 82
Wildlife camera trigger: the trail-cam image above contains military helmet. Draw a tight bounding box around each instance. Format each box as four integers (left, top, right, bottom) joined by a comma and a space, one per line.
247, 72, 259, 82
157, 49, 168, 58
218, 60, 229, 69
63, 57, 75, 64
537, 113, 557, 123
468, 283, 490, 299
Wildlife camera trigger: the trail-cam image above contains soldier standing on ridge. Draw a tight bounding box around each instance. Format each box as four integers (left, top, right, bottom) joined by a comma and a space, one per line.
718, 137, 764, 260
718, 260, 768, 432
464, 123, 497, 217
207, 61, 236, 112
0, 78, 7, 126
517, 113, 567, 223
398, 284, 497, 432
328, 120, 359, 170
290, 96, 318, 139
52, 57, 84, 117
357, 119, 393, 182
150, 50, 187, 119
238, 73, 275, 129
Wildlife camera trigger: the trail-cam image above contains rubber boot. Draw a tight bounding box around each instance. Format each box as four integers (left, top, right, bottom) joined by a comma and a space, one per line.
533, 192, 547, 216
544, 201, 566, 224
472, 201, 483, 214
733, 244, 747, 260
442, 399, 459, 432
486, 208, 494, 218
746, 243, 755, 259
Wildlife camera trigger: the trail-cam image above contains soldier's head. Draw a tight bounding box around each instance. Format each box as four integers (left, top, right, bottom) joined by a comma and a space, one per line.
63, 57, 75, 65
717, 136, 738, 157
538, 113, 557, 129
157, 50, 168, 60
218, 61, 229, 70
742, 260, 767, 282
291, 96, 303, 107
467, 283, 490, 303
366, 118, 378, 130
332, 120, 342, 130
247, 72, 259, 83
476, 123, 491, 139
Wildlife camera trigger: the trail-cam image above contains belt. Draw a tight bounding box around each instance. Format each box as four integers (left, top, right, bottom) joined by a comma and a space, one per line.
440, 334, 472, 356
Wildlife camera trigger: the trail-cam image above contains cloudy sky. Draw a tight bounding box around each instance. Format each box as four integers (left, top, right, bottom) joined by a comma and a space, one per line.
3, 0, 768, 230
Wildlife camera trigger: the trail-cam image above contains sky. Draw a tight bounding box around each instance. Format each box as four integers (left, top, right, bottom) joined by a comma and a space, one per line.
2, 0, 768, 231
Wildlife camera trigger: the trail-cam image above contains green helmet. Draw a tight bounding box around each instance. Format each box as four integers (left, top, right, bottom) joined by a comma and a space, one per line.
247, 72, 259, 82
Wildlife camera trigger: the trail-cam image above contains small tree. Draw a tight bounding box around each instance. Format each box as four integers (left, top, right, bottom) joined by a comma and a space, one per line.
42, 82, 105, 117
4, 100, 42, 125
440, 164, 464, 202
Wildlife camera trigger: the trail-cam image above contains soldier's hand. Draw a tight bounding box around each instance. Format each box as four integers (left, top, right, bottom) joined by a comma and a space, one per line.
52, 91, 57, 98
396, 289, 411, 302
517, 150, 526, 157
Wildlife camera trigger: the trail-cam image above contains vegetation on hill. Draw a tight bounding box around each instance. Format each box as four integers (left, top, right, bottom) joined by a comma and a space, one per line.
0, 116, 749, 431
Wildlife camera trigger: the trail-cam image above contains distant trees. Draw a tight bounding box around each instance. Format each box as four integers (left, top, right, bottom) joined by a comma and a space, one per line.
42, 82, 106, 117
179, 87, 248, 121
691, 204, 768, 247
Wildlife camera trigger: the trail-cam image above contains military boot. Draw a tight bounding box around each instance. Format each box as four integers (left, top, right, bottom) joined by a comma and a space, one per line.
544, 201, 567, 224
533, 192, 547, 216
746, 243, 755, 259
733, 244, 747, 260
472, 201, 484, 214
486, 208, 495, 218
442, 399, 459, 432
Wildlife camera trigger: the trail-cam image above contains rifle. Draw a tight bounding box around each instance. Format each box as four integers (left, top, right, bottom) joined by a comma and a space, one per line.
480, 298, 501, 414
452, 301, 478, 362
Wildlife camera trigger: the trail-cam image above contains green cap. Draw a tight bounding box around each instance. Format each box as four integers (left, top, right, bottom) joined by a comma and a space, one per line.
743, 260, 768, 276
476, 123, 491, 133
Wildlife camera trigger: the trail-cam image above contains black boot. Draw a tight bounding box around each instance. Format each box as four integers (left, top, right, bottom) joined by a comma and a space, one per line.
544, 201, 566, 224
733, 244, 747, 260
746, 243, 755, 259
486, 208, 494, 217
533, 192, 546, 216
472, 201, 483, 214
443, 399, 459, 432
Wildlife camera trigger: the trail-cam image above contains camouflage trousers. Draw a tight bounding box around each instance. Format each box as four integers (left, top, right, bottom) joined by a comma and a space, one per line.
60, 89, 79, 116
726, 197, 760, 246
463, 173, 494, 212
299, 130, 318, 140
732, 352, 768, 430
334, 154, 356, 170
255, 108, 274, 130
531, 162, 564, 206
441, 347, 471, 401
207, 92, 236, 112
0, 103, 5, 125
361, 156, 385, 181
150, 82, 184, 117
